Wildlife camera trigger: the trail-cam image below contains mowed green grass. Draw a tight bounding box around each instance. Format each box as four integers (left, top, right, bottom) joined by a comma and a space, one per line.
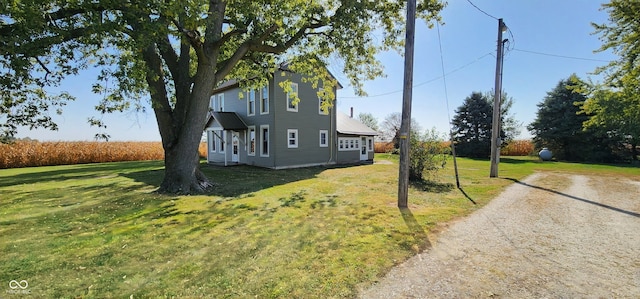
0, 155, 637, 298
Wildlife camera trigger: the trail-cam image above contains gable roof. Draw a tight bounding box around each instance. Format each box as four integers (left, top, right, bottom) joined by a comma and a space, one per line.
205, 112, 248, 130
336, 112, 378, 136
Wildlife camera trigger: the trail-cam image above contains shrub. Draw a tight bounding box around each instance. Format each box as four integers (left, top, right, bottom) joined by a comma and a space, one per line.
409, 129, 450, 182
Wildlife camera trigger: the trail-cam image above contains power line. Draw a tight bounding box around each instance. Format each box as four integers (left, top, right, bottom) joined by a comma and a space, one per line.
341, 51, 494, 99
466, 0, 498, 20
513, 48, 612, 62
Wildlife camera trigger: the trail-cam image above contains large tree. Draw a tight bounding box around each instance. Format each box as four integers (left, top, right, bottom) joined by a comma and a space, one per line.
451, 92, 494, 158
357, 112, 379, 133
587, 0, 640, 161
485, 89, 522, 143
528, 75, 615, 162
577, 85, 639, 160
593, 0, 640, 91
1, 1, 445, 193
380, 112, 421, 149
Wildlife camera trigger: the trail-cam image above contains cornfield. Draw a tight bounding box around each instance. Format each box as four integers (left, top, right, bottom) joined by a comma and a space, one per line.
501, 140, 534, 156
0, 141, 208, 169
376, 139, 534, 156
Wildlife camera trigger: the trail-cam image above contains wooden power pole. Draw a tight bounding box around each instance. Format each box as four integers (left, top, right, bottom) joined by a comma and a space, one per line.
398, 0, 417, 208
490, 18, 506, 178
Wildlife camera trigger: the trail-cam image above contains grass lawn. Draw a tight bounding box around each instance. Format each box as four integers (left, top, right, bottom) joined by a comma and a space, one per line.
1, 155, 637, 298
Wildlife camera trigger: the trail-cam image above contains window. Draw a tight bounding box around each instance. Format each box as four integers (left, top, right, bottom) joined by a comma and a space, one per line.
216, 94, 225, 112
287, 82, 298, 112
287, 129, 298, 148
209, 95, 216, 110
260, 125, 269, 157
247, 90, 256, 116
338, 137, 362, 151
319, 130, 328, 147
260, 86, 269, 114
318, 88, 329, 115
248, 126, 256, 156
219, 131, 225, 152
209, 131, 218, 153
368, 138, 374, 152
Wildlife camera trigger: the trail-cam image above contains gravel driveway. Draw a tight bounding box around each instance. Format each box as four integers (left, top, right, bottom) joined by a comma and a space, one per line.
360, 172, 640, 298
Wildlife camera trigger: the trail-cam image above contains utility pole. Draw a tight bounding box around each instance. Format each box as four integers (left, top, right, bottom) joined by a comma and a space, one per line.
398, 0, 417, 208
490, 18, 506, 178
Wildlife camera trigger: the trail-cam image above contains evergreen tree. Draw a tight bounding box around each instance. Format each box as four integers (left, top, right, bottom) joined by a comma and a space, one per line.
451, 92, 494, 158
528, 75, 614, 162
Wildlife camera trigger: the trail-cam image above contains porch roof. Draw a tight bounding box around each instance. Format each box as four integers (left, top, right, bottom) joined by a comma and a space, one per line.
205, 112, 248, 131
336, 112, 378, 136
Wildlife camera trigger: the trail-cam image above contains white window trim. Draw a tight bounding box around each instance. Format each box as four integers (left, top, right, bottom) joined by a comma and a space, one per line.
338, 137, 361, 151
208, 131, 218, 153
248, 126, 256, 156
287, 82, 298, 112
318, 88, 329, 115
247, 90, 256, 116
287, 129, 299, 149
218, 130, 226, 153
319, 130, 328, 147
260, 86, 269, 115
217, 94, 225, 112
209, 95, 216, 111
260, 125, 269, 157
367, 137, 374, 152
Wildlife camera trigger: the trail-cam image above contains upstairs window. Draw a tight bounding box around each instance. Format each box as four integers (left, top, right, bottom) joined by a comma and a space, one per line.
248, 89, 256, 116
318, 88, 329, 115
216, 94, 225, 112
260, 86, 269, 114
287, 82, 298, 112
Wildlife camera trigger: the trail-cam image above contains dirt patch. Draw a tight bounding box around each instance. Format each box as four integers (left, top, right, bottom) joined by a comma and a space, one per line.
360, 172, 640, 298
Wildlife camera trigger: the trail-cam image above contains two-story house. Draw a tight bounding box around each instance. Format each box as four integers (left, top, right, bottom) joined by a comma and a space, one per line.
204, 68, 377, 169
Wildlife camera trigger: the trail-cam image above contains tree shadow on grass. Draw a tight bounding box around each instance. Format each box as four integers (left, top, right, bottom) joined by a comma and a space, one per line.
410, 179, 455, 193
0, 160, 164, 188
123, 162, 326, 198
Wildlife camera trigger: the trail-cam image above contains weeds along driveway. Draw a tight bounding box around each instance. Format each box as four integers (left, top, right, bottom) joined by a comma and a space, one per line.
360, 172, 640, 298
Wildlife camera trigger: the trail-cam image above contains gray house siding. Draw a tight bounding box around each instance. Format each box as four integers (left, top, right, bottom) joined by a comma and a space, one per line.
206, 68, 379, 169
271, 72, 335, 168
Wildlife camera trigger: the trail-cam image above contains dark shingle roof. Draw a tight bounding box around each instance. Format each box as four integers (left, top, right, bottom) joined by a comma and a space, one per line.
205, 112, 248, 130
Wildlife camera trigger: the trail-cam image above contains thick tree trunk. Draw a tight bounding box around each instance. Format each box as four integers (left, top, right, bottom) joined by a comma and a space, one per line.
158, 140, 212, 194
155, 61, 217, 194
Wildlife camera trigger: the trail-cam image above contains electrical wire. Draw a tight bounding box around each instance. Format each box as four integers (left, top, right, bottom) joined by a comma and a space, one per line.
513, 48, 612, 62
466, 0, 498, 20
340, 51, 494, 99
436, 22, 461, 189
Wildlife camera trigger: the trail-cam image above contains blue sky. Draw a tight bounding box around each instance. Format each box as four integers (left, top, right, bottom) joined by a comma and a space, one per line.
18, 0, 616, 141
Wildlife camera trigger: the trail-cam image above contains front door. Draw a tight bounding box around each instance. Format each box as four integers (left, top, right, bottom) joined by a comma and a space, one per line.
360, 136, 368, 160
231, 132, 239, 162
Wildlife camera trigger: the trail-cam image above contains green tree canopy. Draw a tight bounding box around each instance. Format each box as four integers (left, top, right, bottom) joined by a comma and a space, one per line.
528, 75, 616, 162
451, 92, 494, 158
485, 89, 522, 143
593, 0, 640, 91
1, 0, 445, 193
